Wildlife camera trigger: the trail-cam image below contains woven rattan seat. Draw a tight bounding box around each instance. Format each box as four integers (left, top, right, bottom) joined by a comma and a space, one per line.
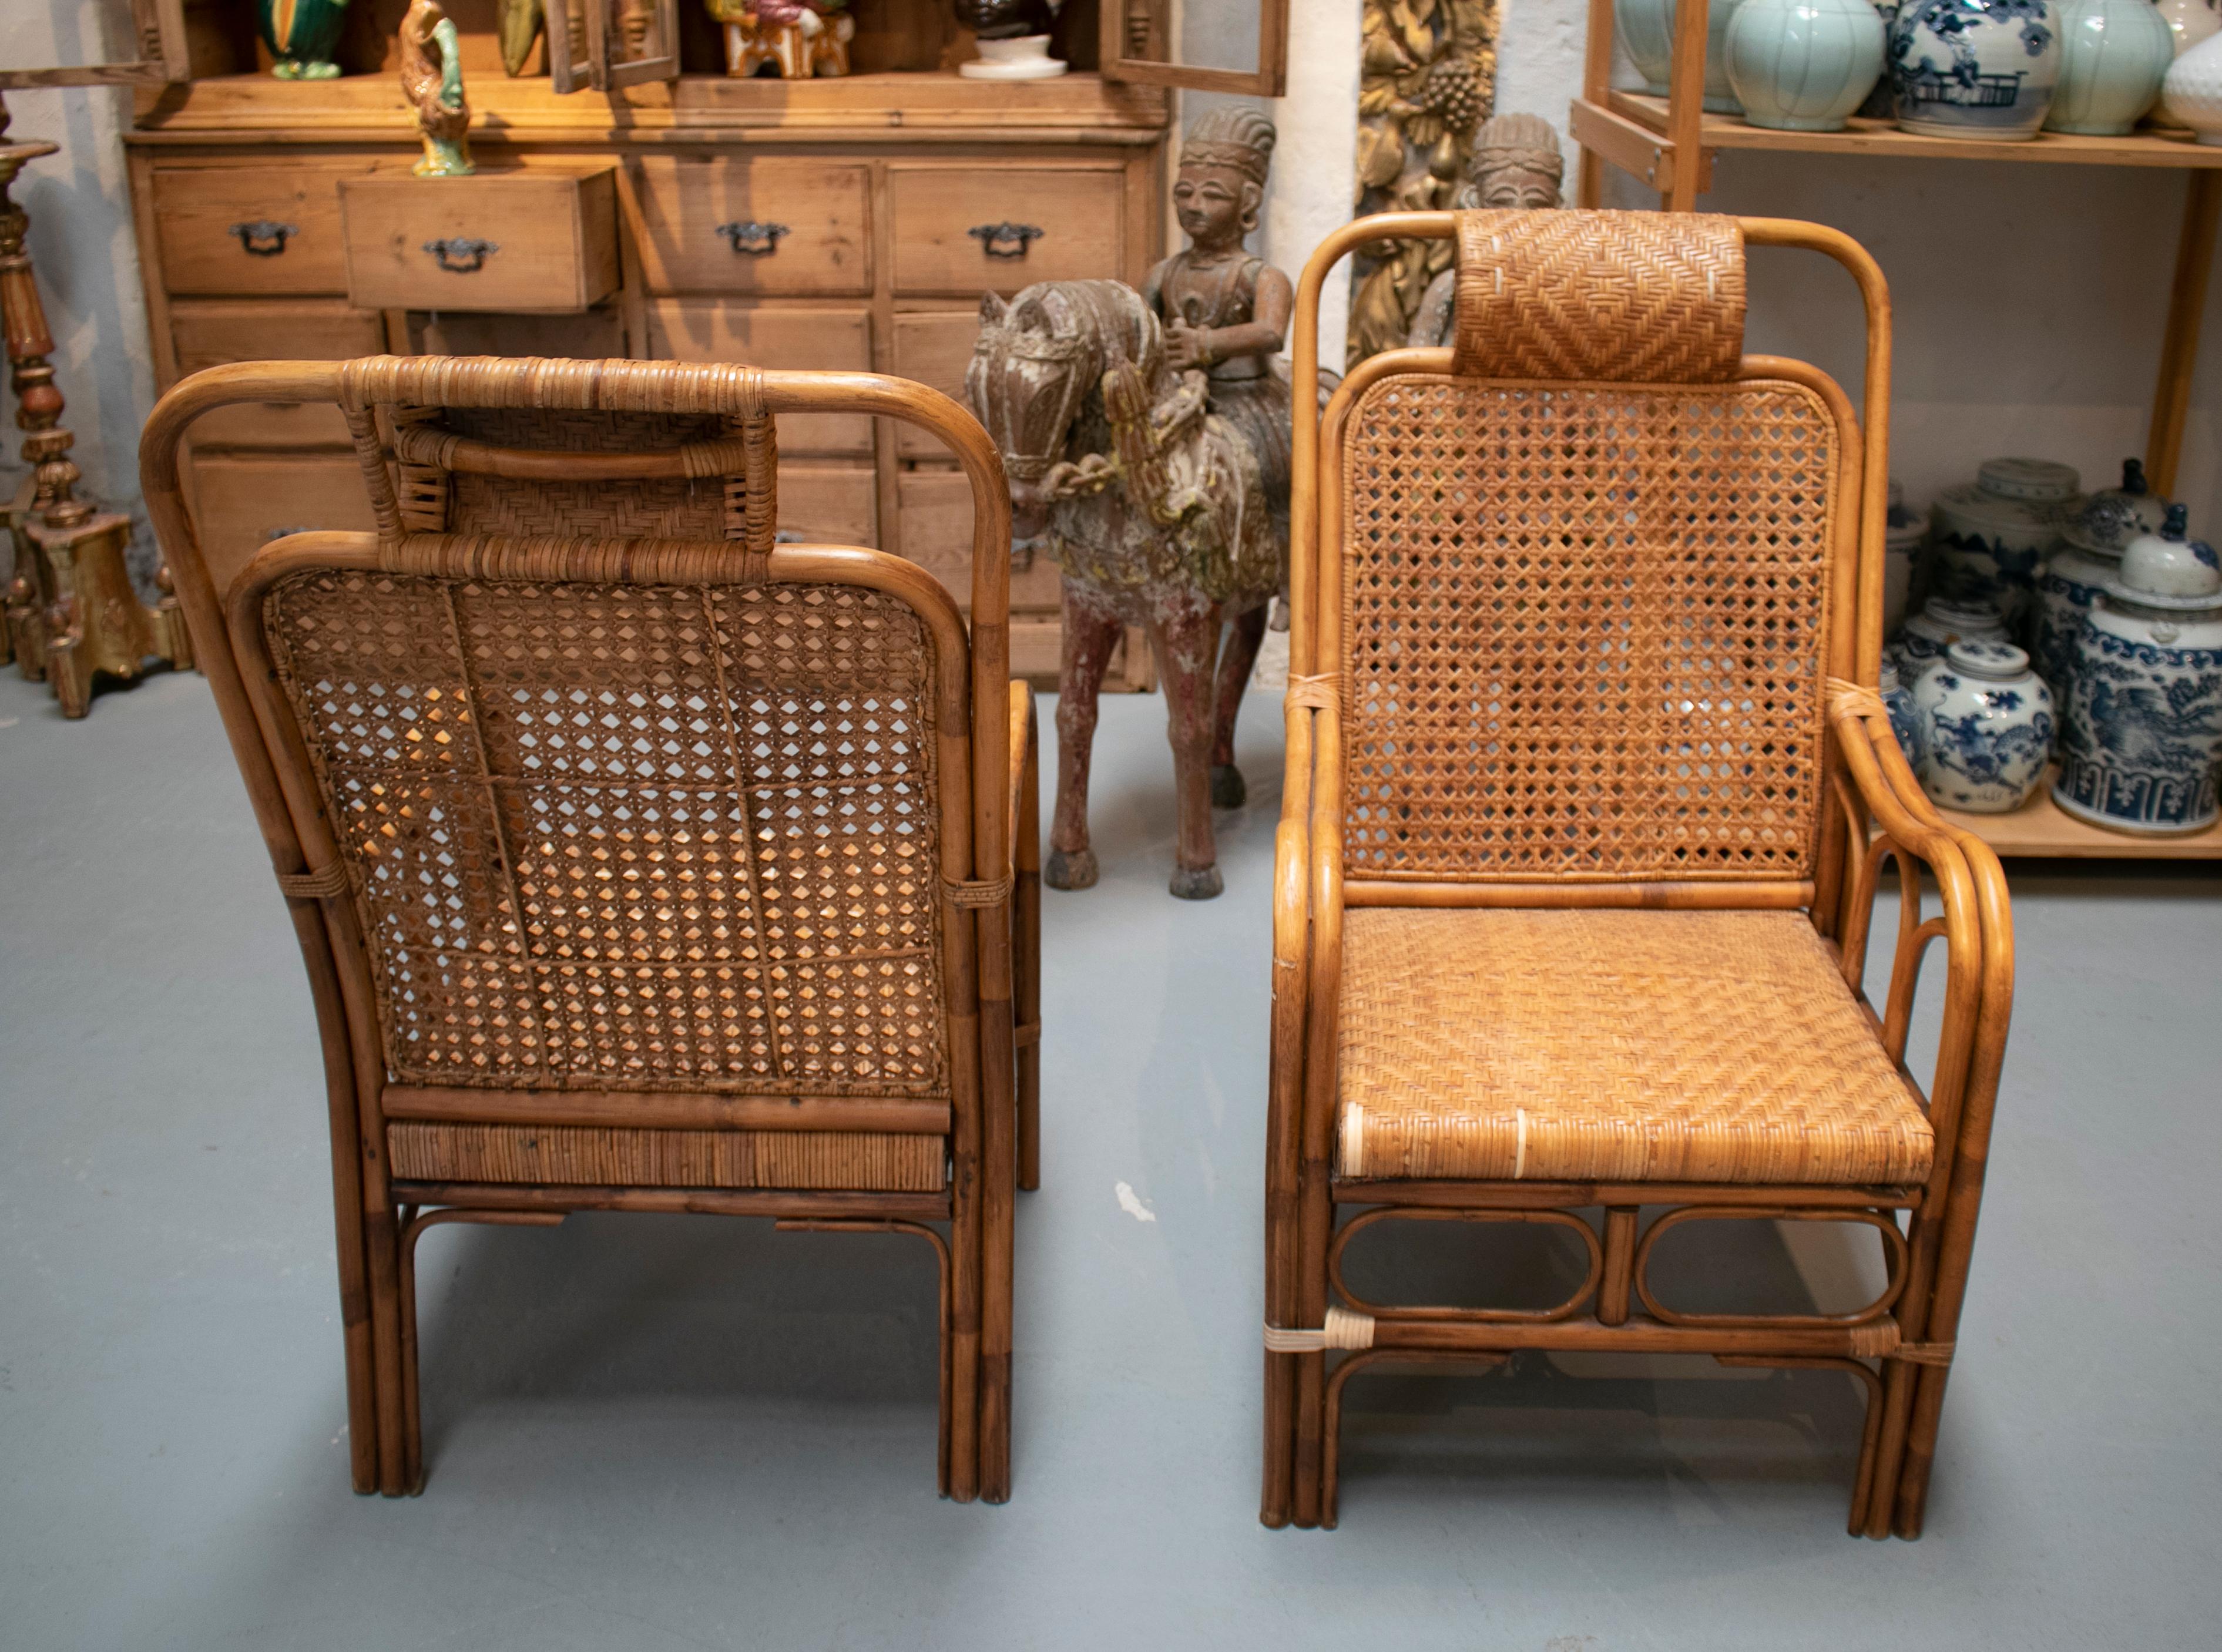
1336, 908, 1932, 1186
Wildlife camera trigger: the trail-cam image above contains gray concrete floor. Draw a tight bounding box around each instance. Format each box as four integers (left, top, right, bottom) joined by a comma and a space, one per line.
2, 664, 2218, 1651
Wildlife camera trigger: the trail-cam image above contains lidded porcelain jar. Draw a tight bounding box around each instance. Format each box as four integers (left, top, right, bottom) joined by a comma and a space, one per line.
1914, 639, 2056, 811
2046, 0, 2176, 132
1885, 478, 1928, 637
1879, 656, 1929, 767
1619, 0, 1753, 108
1889, 0, 2064, 139
2054, 504, 2222, 834
1929, 456, 2082, 618
1726, 0, 1888, 128
2161, 25, 2222, 140
1896, 593, 2010, 673
2033, 457, 2173, 697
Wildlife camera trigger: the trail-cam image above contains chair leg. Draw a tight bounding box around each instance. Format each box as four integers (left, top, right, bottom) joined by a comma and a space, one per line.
1891, 1364, 1954, 1537
1015, 702, 1042, 1194
364, 1204, 410, 1497
1261, 1350, 1299, 1527
978, 1023, 1016, 1505
947, 1133, 984, 1504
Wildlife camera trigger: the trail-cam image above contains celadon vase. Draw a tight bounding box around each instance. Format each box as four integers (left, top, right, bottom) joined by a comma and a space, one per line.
258, 0, 350, 79
1727, 0, 1888, 127
1619, 0, 1753, 109
2046, 0, 2176, 132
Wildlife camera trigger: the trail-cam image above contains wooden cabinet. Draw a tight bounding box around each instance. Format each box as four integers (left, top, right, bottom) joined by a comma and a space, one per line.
127, 71, 1166, 689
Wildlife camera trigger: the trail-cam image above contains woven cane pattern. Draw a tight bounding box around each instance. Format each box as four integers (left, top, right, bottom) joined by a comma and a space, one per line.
388, 1123, 944, 1191
1449, 210, 1746, 384
1335, 908, 1931, 1185
265, 568, 948, 1099
1340, 372, 1838, 881
435, 407, 741, 540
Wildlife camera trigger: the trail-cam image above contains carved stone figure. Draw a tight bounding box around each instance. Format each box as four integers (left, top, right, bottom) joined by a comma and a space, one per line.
1405, 113, 1564, 348
707, 0, 856, 77
401, 0, 474, 177
1349, 0, 1500, 365
969, 280, 1280, 899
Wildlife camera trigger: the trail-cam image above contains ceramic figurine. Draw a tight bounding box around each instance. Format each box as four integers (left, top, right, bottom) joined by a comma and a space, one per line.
1929, 456, 2080, 621
955, 0, 1065, 77
1406, 115, 1565, 350
709, 0, 855, 78
1914, 639, 2055, 812
1889, 0, 2062, 139
1880, 656, 1929, 768
2161, 24, 2222, 137
2156, 0, 2221, 53
2045, 0, 2176, 130
2054, 503, 2222, 834
258, 0, 349, 79
401, 0, 473, 178
1618, 0, 1753, 108
1726, 0, 1888, 129
967, 111, 1290, 900
499, 0, 545, 75
1885, 478, 1927, 637
2033, 458, 2173, 700
1896, 592, 2009, 674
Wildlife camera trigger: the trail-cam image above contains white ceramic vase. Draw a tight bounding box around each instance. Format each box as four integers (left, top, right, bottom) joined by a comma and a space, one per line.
1914, 639, 2056, 812
2161, 22, 2222, 137
2046, 0, 2177, 131
1727, 0, 1888, 127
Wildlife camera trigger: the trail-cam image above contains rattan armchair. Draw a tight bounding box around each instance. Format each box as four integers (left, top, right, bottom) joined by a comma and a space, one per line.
142, 357, 1038, 1503
1263, 211, 2013, 1539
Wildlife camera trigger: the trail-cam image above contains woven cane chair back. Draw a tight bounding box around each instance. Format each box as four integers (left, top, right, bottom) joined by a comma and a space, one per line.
1322, 211, 1865, 889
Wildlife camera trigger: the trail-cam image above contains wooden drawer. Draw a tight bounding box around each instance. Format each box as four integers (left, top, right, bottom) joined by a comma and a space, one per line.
895, 469, 1060, 609
184, 453, 380, 598
891, 311, 983, 461
151, 162, 372, 296
339, 168, 620, 314
647, 300, 874, 457
778, 464, 878, 548
403, 305, 626, 358
888, 164, 1126, 296
632, 156, 871, 297
169, 299, 383, 448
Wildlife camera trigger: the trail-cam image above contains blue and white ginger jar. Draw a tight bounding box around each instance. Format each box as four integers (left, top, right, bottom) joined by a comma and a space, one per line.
1914, 639, 2055, 812
1895, 592, 2009, 674
2054, 503, 2222, 835
1726, 0, 1888, 128
1890, 0, 2063, 138
1929, 456, 2080, 622
2046, 0, 2176, 132
1880, 656, 1928, 767
2033, 456, 2173, 704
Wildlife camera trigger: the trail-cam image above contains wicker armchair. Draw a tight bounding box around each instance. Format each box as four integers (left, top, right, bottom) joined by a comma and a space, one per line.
1263, 211, 2013, 1539
141, 357, 1038, 1504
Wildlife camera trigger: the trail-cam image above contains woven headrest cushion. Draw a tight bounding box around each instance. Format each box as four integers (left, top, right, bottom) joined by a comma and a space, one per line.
1450, 209, 1746, 383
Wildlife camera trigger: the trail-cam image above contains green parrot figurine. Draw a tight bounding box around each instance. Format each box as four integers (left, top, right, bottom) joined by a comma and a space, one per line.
498, 0, 547, 76
257, 0, 348, 79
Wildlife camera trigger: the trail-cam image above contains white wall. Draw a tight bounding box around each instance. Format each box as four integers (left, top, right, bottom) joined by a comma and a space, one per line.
1, 4, 161, 583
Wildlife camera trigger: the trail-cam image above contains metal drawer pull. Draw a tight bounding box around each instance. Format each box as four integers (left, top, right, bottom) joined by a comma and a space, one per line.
229, 220, 297, 257
969, 222, 1045, 259
422, 237, 499, 274
716, 220, 790, 256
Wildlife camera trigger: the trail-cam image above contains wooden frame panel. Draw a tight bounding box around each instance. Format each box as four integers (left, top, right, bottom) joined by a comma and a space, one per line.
1098, 0, 1288, 97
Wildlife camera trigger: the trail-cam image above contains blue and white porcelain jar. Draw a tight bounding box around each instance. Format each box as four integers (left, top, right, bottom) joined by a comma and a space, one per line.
1727, 0, 1888, 127
2033, 457, 2173, 703
1885, 478, 1928, 638
1880, 656, 1929, 767
1618, 0, 1753, 107
2046, 0, 2176, 132
1895, 592, 2010, 676
1914, 639, 2055, 812
1889, 0, 2063, 138
2054, 504, 2222, 834
1929, 456, 2081, 622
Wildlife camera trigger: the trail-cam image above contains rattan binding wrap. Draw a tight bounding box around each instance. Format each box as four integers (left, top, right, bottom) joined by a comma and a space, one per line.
1335, 908, 1933, 1184
387, 1123, 944, 1191
1449, 210, 1746, 383
1339, 371, 1840, 881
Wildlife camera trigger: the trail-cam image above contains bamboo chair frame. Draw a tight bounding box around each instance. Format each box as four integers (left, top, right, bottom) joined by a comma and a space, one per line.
1263, 213, 2016, 1539
142, 357, 1037, 1505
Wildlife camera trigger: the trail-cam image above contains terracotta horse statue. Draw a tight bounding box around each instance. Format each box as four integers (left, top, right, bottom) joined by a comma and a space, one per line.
969, 280, 1280, 899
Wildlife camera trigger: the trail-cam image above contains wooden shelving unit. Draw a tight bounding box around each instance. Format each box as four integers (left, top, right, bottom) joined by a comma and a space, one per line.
1569, 0, 2222, 862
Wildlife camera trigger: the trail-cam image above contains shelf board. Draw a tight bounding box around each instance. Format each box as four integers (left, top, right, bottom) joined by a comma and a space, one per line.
1934, 771, 2222, 859
1595, 91, 2222, 169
